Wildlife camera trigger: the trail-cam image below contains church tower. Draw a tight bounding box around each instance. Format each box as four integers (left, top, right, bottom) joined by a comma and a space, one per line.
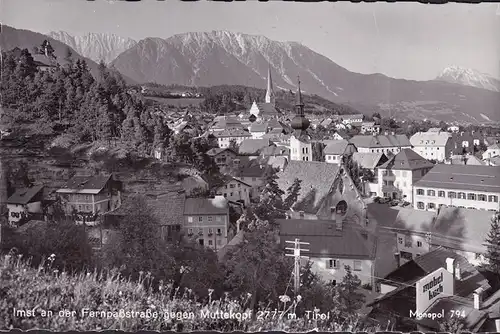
289, 76, 312, 161
264, 65, 275, 107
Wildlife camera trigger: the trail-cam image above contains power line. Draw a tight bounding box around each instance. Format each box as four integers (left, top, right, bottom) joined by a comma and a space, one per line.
285, 238, 309, 296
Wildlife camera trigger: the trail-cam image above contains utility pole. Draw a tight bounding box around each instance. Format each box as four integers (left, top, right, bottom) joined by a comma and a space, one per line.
285, 238, 310, 296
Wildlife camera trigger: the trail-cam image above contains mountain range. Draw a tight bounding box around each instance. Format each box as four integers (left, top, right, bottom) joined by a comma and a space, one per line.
109, 31, 500, 124
435, 66, 500, 93
48, 31, 137, 64
2, 26, 500, 124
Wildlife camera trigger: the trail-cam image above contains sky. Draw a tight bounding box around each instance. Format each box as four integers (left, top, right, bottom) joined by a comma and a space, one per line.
2, 0, 500, 81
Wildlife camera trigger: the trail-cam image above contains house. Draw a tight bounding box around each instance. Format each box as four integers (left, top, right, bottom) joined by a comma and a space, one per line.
276, 161, 369, 230
261, 156, 288, 172
332, 130, 351, 141
349, 134, 412, 155
56, 174, 122, 225
206, 147, 238, 168
361, 122, 380, 134
447, 125, 460, 133
410, 130, 453, 162
209, 116, 244, 133
351, 152, 388, 197
104, 189, 185, 244
277, 218, 377, 287
450, 132, 482, 154
413, 164, 500, 212
249, 122, 269, 139
390, 208, 497, 267
214, 176, 252, 206
183, 196, 230, 250
320, 118, 333, 128
6, 185, 45, 227
233, 163, 268, 199
213, 129, 252, 148
341, 114, 365, 126
260, 145, 290, 159
482, 143, 500, 160
238, 139, 272, 157
367, 247, 492, 332
323, 140, 357, 165
377, 149, 434, 203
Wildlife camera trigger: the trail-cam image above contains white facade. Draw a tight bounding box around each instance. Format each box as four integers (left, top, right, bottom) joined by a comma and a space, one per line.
325, 154, 343, 165
7, 202, 42, 226
413, 187, 500, 212
482, 145, 500, 160
290, 135, 312, 161
377, 168, 430, 203
217, 134, 251, 148
410, 132, 453, 162
309, 256, 373, 286
358, 146, 411, 155
215, 179, 251, 206
396, 232, 431, 264
342, 115, 364, 125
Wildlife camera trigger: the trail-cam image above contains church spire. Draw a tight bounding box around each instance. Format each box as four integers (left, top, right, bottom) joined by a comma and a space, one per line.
290, 75, 310, 133
265, 64, 275, 107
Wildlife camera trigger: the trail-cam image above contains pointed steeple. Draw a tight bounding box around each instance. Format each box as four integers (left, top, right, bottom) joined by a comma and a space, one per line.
265, 64, 275, 107
290, 75, 310, 133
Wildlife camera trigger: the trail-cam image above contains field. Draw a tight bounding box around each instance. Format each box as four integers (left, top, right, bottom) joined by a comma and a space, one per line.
145, 97, 204, 107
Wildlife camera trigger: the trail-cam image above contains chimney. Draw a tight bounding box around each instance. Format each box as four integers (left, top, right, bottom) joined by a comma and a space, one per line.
394, 252, 401, 267
455, 262, 461, 280
446, 258, 456, 275
474, 287, 484, 310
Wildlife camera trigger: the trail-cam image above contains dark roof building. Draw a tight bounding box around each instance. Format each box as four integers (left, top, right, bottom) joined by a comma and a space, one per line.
352, 152, 388, 170
183, 197, 229, 216
56, 175, 117, 194
6, 185, 44, 205
238, 139, 272, 155
350, 134, 411, 150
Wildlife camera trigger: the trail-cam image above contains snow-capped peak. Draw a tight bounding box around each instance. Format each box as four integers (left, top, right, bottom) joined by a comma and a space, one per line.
436, 65, 500, 92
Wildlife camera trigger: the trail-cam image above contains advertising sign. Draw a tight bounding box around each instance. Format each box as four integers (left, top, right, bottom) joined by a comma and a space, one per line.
415, 267, 454, 314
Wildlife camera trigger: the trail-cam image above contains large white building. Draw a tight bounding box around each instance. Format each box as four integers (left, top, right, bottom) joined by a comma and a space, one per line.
413, 164, 500, 212
323, 140, 357, 165
410, 130, 453, 162
483, 143, 500, 160
376, 149, 434, 203
349, 134, 412, 155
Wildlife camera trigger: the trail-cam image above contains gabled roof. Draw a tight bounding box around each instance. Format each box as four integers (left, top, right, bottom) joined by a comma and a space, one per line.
238, 139, 271, 155
56, 175, 112, 194
349, 134, 411, 149
323, 140, 351, 155
235, 162, 268, 178
184, 197, 229, 215
410, 131, 452, 147
414, 164, 500, 193
206, 147, 237, 156
276, 161, 340, 214
7, 185, 44, 205
352, 152, 387, 170
278, 219, 376, 259
215, 175, 252, 188
379, 148, 434, 170
260, 145, 290, 157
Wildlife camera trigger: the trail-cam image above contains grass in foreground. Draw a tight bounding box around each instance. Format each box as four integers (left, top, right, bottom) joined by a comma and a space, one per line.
0, 254, 379, 332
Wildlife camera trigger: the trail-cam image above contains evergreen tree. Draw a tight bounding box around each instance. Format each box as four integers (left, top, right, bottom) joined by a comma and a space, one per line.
284, 178, 302, 211
335, 265, 366, 322
485, 212, 500, 274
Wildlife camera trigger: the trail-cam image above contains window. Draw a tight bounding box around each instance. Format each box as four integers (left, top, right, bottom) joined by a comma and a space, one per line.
208, 240, 213, 246
448, 191, 457, 199
458, 192, 466, 199
427, 190, 435, 196
417, 241, 422, 247
398, 237, 403, 244
208, 228, 213, 235
217, 228, 222, 235
223, 193, 227, 198
416, 202, 424, 209
198, 228, 203, 235
230, 184, 235, 188
489, 195, 499, 202
198, 239, 204, 246
438, 191, 445, 197
208, 216, 213, 222
198, 216, 203, 222
230, 192, 233, 196
428, 203, 436, 209
327, 259, 339, 269
467, 193, 476, 201
478, 194, 487, 202
188, 228, 193, 235
417, 189, 424, 195
187, 216, 193, 223
353, 260, 362, 271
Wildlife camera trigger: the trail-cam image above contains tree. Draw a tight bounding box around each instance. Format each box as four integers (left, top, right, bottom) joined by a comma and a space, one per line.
255, 169, 286, 222
484, 212, 500, 274
40, 40, 55, 59
284, 178, 302, 211
334, 265, 366, 323
222, 226, 291, 312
